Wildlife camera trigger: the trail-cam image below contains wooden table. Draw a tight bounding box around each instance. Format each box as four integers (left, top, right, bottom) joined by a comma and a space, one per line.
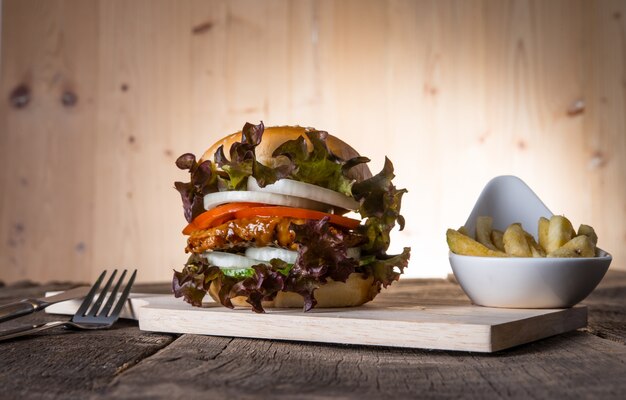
1, 271, 625, 399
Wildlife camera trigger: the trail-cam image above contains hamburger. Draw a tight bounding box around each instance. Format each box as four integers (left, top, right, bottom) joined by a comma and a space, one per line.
172, 122, 410, 313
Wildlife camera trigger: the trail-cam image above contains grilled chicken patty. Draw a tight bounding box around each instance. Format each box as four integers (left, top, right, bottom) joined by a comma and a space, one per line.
186, 216, 304, 253
186, 216, 366, 254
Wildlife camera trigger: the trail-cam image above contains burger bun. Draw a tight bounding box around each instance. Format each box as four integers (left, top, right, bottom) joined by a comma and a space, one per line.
208, 273, 380, 309
201, 125, 372, 182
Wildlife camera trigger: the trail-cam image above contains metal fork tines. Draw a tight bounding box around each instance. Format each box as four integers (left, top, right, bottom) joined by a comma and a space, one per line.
0, 269, 137, 341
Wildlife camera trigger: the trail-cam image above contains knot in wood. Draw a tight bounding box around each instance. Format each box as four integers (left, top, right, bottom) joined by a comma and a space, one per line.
10, 84, 31, 108
62, 91, 78, 107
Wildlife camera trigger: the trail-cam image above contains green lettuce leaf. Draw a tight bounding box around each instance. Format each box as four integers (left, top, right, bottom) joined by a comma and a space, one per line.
362, 247, 411, 288
352, 157, 407, 255
272, 131, 368, 196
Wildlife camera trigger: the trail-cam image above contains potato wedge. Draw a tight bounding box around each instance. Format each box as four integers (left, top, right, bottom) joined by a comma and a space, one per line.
578, 224, 598, 246
545, 215, 575, 253
446, 229, 508, 257
524, 232, 546, 257
538, 217, 550, 253
490, 229, 505, 252
546, 247, 581, 258
503, 223, 533, 257
448, 216, 599, 258
547, 235, 595, 258
476, 216, 498, 250
458, 226, 470, 237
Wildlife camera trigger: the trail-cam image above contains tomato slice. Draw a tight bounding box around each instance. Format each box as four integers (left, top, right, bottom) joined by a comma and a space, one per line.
182, 202, 266, 235
183, 204, 362, 235
234, 206, 361, 229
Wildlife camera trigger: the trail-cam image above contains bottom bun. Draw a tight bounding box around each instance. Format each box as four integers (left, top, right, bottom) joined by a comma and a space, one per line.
208, 273, 380, 308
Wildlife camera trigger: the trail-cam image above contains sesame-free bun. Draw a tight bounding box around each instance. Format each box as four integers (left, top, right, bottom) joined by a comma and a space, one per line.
208, 272, 380, 309
200, 125, 372, 181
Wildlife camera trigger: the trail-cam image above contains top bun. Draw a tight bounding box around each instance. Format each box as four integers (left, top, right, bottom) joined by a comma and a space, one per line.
200, 126, 372, 182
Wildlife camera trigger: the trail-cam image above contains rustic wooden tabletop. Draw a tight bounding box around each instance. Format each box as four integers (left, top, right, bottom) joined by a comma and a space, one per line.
1, 271, 624, 399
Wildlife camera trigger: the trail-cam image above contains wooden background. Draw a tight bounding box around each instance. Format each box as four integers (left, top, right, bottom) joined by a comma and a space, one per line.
1, 0, 624, 284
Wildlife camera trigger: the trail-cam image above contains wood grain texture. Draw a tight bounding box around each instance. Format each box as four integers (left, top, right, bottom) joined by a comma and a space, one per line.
39, 279, 588, 352
0, 319, 175, 399
0, 0, 625, 284
133, 296, 587, 353
0, 0, 99, 283
0, 282, 176, 400
583, 270, 626, 345
101, 332, 626, 400
0, 272, 625, 399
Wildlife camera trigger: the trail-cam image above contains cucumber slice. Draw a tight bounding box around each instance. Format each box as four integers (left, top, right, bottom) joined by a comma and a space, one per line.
221, 268, 255, 279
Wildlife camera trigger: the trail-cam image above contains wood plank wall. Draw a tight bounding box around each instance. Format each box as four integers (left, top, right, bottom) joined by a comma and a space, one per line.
1, 0, 624, 284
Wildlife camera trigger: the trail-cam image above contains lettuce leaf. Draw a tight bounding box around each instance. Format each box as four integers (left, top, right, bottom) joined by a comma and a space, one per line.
172, 254, 296, 313
174, 121, 291, 222
272, 130, 408, 259
291, 218, 359, 283
362, 247, 411, 288
352, 157, 407, 255
172, 254, 220, 307
285, 218, 360, 311
174, 155, 221, 223
229, 263, 286, 313
218, 122, 293, 190
272, 130, 368, 196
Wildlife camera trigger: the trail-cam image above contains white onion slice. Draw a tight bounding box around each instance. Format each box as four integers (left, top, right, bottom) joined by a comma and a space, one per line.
245, 247, 298, 264
245, 246, 361, 264
247, 177, 359, 211
347, 247, 361, 260
203, 251, 268, 269
203, 190, 330, 211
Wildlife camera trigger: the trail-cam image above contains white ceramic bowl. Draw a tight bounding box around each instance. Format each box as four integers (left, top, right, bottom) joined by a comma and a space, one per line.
450, 176, 612, 308
450, 251, 611, 308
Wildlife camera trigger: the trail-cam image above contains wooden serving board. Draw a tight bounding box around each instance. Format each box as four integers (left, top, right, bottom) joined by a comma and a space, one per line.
132, 296, 587, 353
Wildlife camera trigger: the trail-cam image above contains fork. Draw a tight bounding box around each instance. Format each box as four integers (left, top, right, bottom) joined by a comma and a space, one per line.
0, 269, 136, 341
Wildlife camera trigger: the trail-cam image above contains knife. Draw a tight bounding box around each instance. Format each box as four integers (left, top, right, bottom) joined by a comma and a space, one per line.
0, 286, 90, 324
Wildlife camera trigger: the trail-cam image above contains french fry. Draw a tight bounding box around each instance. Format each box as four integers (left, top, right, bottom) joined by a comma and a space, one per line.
475, 216, 498, 250
538, 217, 550, 253
545, 216, 575, 253
446, 229, 508, 257
490, 229, 505, 252
547, 235, 595, 258
503, 223, 532, 257
578, 224, 598, 246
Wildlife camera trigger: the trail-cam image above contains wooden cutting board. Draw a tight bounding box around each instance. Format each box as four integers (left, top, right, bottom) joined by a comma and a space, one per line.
133, 295, 587, 353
